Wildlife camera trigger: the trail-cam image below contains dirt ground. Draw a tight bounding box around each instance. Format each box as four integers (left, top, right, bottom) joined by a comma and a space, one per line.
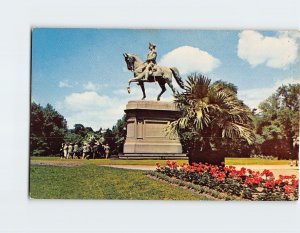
31, 161, 81, 167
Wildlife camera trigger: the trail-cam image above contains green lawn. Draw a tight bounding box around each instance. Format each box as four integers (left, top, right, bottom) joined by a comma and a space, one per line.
225, 158, 290, 165
30, 164, 212, 200
30, 156, 188, 166
31, 156, 291, 166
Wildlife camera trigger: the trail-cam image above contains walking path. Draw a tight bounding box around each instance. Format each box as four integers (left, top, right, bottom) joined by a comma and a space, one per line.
100, 165, 157, 171
100, 164, 299, 178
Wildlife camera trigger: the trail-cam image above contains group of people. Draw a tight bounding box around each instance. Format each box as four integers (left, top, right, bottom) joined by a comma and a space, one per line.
60, 142, 110, 159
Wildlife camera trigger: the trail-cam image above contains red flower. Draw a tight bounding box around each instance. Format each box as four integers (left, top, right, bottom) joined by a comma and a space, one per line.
291, 179, 299, 187
261, 169, 274, 178
284, 185, 295, 194
264, 180, 275, 188
171, 161, 178, 168
229, 169, 238, 178
210, 167, 218, 175
245, 176, 262, 185
279, 175, 293, 180
275, 179, 283, 185
245, 177, 252, 184
238, 167, 246, 176
217, 172, 226, 181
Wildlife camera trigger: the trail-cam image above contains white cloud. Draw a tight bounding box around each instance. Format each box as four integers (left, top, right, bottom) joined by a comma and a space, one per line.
65, 109, 123, 132
58, 80, 73, 88
238, 77, 300, 109
64, 92, 111, 111
62, 91, 121, 130
83, 81, 108, 91
238, 30, 298, 68
83, 81, 97, 91
160, 46, 220, 74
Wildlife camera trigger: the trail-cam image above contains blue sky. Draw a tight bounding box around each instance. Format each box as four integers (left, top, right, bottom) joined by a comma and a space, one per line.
31, 29, 300, 130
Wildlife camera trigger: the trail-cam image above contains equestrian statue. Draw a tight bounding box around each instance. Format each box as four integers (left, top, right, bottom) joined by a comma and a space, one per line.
123, 43, 184, 101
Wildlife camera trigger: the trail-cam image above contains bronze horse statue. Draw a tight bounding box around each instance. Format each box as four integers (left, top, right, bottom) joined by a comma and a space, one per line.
123, 53, 184, 101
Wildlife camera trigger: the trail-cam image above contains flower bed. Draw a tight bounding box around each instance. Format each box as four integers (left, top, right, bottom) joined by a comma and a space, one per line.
155, 161, 298, 201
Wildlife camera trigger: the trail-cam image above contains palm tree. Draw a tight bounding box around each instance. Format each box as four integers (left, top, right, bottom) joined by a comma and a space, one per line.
166, 73, 255, 165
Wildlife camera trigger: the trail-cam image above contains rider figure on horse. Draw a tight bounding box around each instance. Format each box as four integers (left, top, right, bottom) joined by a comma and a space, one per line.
141, 42, 157, 81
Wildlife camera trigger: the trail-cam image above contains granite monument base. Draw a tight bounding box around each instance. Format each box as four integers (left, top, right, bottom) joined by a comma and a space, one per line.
121, 100, 187, 160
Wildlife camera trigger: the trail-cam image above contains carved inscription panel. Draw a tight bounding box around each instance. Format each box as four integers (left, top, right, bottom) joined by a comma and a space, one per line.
144, 120, 168, 138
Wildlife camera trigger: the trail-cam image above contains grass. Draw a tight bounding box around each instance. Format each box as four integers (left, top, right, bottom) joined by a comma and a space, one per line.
31, 156, 291, 166
30, 164, 212, 200
30, 156, 188, 166
225, 158, 290, 165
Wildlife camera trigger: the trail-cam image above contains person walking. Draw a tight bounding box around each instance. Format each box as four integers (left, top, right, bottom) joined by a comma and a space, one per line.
82, 143, 87, 159
63, 143, 68, 159
104, 144, 110, 159
73, 143, 79, 159
93, 142, 99, 159
67, 143, 73, 159
60, 143, 64, 159
85, 143, 91, 160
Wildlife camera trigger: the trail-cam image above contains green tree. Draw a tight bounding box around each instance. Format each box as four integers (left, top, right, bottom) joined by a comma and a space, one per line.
64, 130, 84, 144
103, 128, 115, 154
255, 83, 300, 159
30, 102, 67, 156
98, 116, 127, 156
166, 73, 255, 165
111, 115, 127, 154
43, 104, 68, 154
74, 124, 85, 136
67, 124, 105, 146
30, 102, 47, 156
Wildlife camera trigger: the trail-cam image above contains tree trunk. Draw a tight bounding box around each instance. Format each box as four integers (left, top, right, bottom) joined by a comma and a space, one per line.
187, 136, 225, 166
188, 148, 225, 166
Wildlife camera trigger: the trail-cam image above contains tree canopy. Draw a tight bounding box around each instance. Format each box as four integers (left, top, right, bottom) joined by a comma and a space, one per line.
30, 102, 67, 156
254, 83, 300, 159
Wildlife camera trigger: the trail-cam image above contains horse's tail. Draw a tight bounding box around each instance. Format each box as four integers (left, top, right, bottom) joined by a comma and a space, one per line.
170, 67, 184, 89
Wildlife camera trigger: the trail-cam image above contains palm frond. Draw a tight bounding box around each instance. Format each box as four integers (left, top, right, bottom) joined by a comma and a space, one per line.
185, 73, 211, 100
171, 72, 255, 147
222, 122, 255, 144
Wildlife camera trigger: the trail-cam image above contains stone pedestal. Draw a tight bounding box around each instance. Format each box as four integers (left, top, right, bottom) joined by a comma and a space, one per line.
121, 100, 187, 159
